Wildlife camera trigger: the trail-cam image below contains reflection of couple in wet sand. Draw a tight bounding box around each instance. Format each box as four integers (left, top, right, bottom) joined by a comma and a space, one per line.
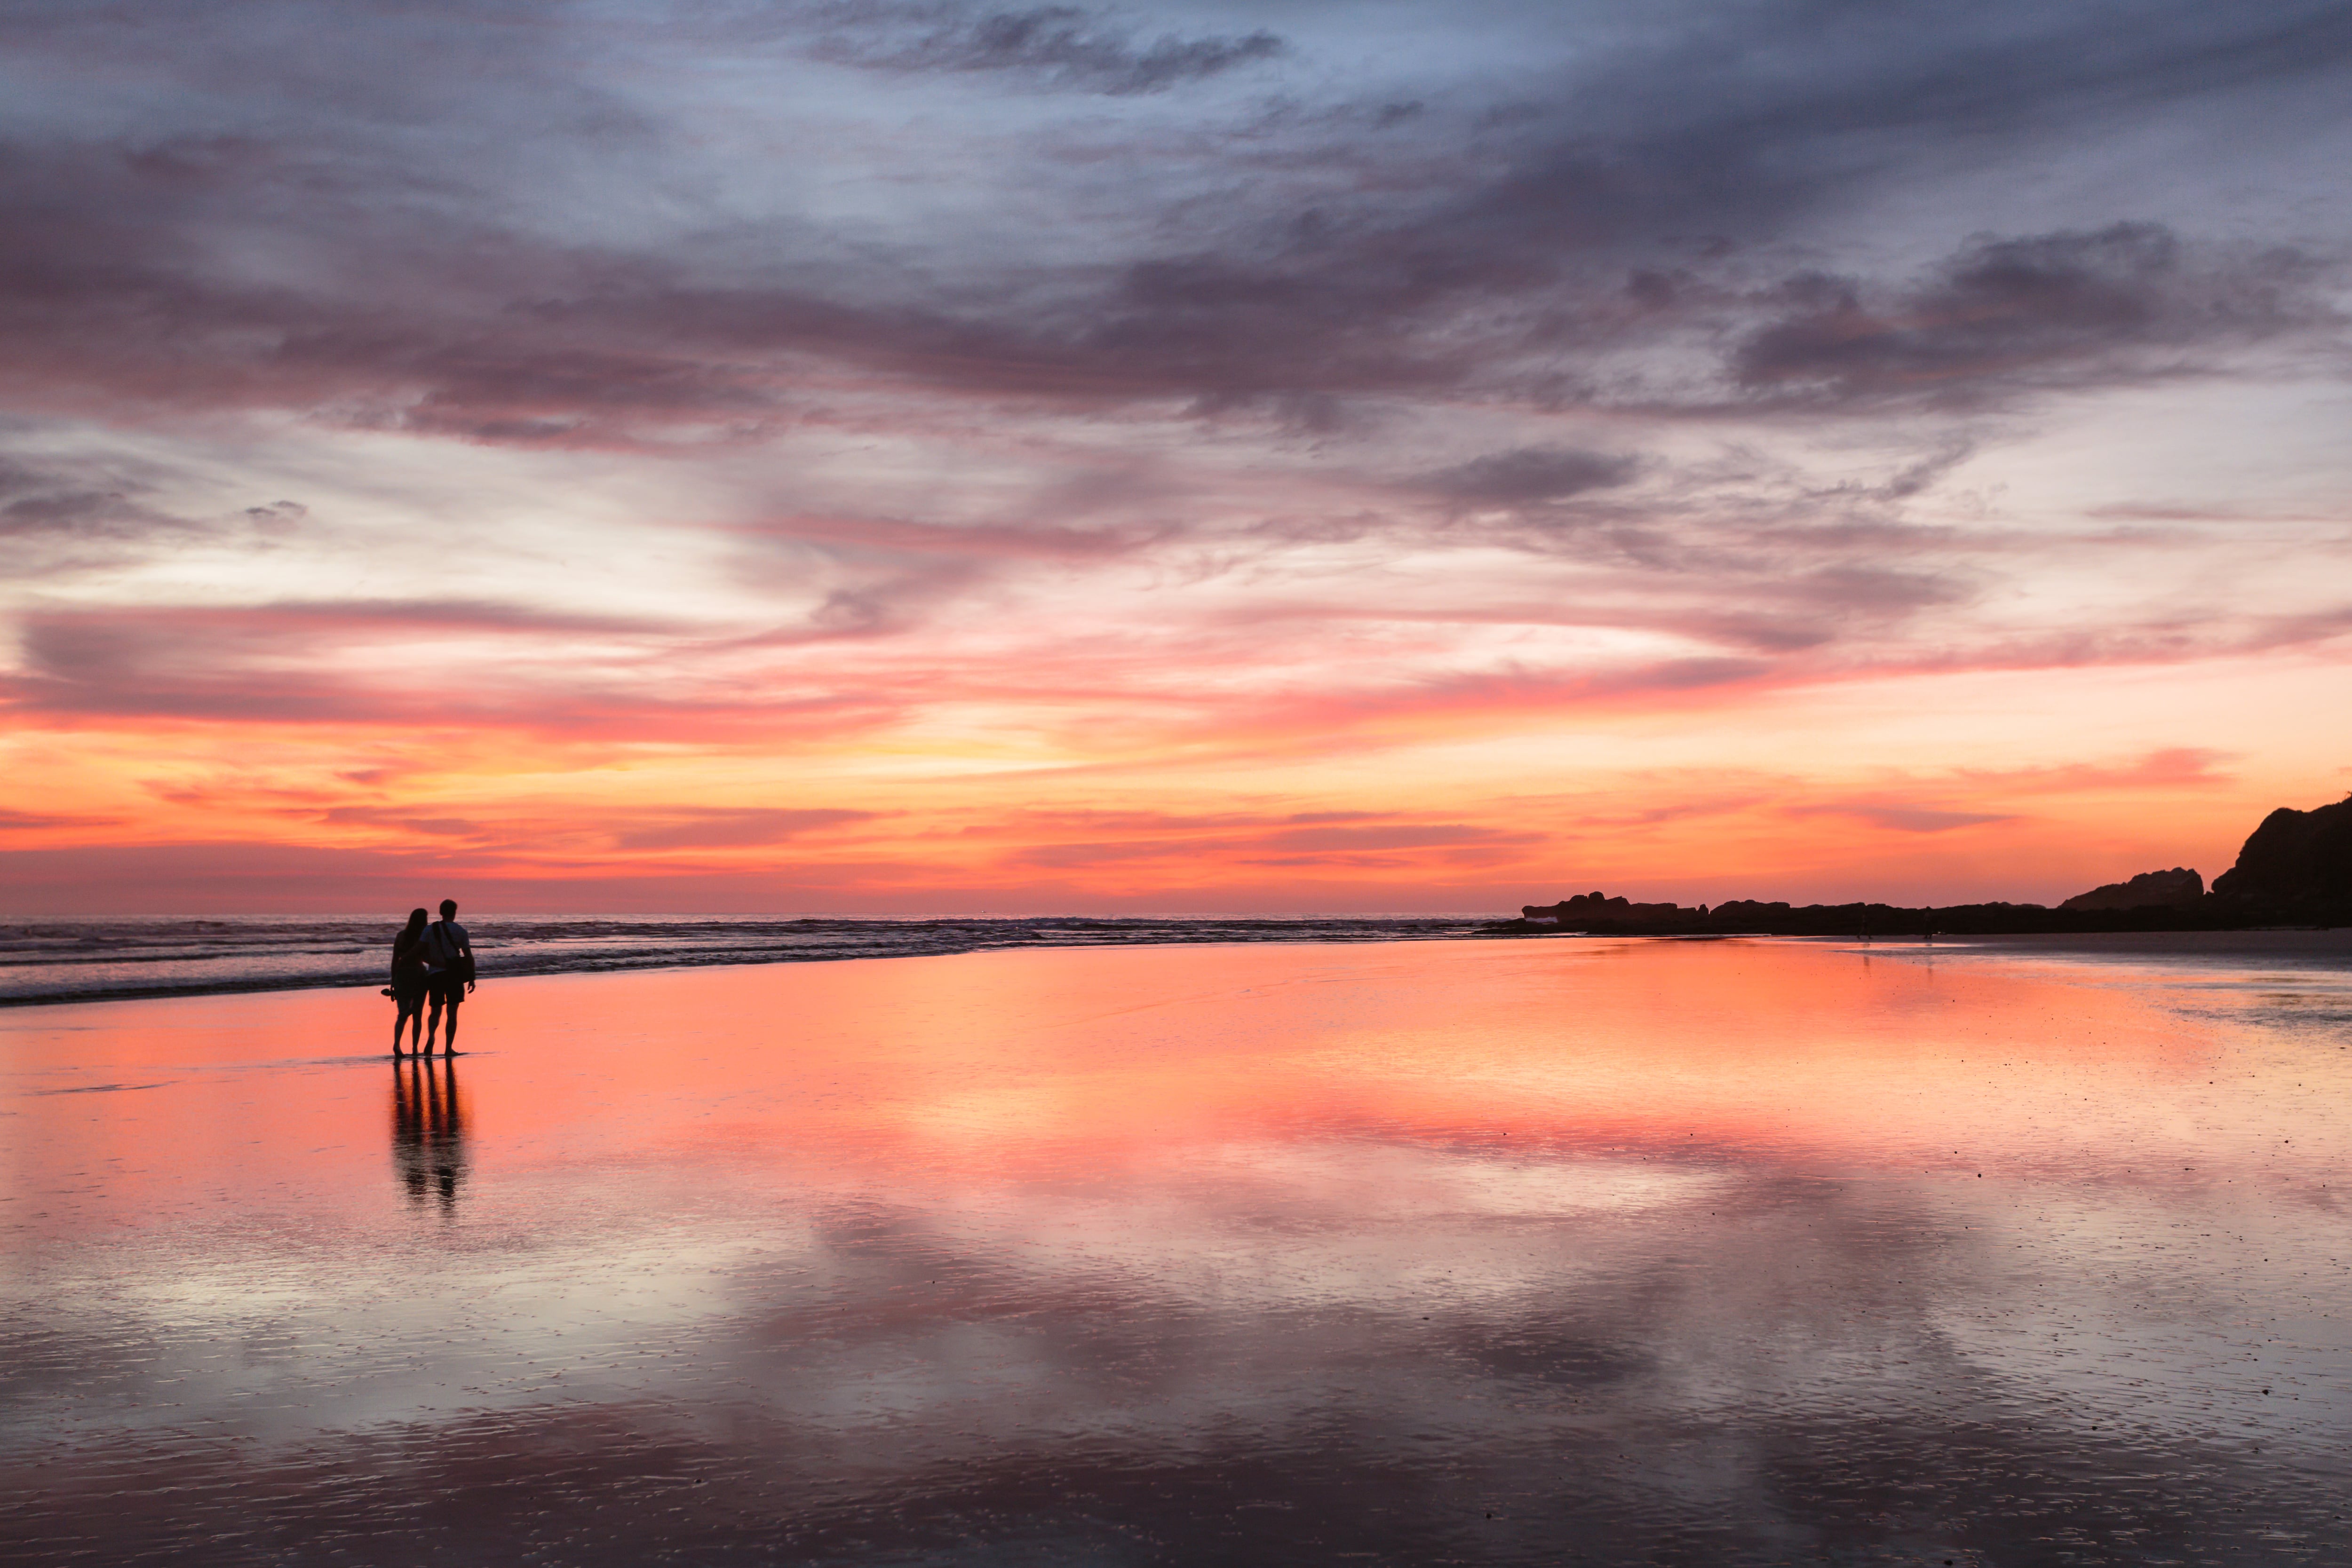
391, 1052, 466, 1211
388, 898, 475, 1058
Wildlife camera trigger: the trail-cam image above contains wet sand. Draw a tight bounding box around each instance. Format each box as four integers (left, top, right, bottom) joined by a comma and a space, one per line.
4, 937, 2349, 1565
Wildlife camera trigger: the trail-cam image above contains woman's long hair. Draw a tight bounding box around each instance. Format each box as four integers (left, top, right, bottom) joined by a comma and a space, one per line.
399, 907, 429, 945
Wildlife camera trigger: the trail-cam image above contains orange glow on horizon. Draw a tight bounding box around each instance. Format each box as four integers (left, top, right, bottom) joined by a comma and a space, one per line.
3, 648, 2342, 913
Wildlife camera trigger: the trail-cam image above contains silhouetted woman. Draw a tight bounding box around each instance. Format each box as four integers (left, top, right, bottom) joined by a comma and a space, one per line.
389, 907, 430, 1058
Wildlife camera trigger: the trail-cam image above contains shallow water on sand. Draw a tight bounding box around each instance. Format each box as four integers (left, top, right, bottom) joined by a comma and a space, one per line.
3, 936, 2350, 1565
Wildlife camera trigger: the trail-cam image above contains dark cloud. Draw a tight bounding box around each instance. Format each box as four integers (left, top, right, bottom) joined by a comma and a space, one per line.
0, 599, 935, 742
2, 489, 135, 535
14, 598, 689, 677
813, 4, 1285, 95
0, 455, 175, 546
1733, 224, 2332, 407
740, 512, 1171, 562
1422, 446, 1641, 506
0, 1, 2337, 451
5, 602, 684, 726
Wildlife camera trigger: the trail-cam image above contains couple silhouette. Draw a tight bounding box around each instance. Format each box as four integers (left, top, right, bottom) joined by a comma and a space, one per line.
388, 898, 475, 1058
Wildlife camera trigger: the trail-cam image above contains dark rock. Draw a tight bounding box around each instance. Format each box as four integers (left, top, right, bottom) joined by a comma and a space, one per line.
1521, 891, 1686, 925
2212, 795, 2352, 911
1499, 794, 2352, 936
2060, 867, 2202, 912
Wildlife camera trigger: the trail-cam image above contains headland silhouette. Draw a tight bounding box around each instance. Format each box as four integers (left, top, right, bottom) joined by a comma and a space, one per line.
1503, 792, 2352, 936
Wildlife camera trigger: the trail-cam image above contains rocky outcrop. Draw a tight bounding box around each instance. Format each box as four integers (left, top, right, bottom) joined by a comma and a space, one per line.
1501, 792, 2352, 936
2211, 795, 2352, 912
2059, 866, 2202, 912
1488, 898, 2220, 939
1521, 891, 1696, 926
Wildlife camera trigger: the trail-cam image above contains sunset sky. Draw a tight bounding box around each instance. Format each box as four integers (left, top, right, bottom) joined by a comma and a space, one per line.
3, 0, 2349, 914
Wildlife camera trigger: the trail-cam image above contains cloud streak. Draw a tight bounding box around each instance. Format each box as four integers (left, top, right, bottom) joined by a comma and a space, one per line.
1733, 226, 2333, 409
810, 4, 1285, 94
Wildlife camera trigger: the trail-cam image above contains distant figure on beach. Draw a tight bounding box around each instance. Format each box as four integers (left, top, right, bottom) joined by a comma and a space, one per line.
420, 899, 475, 1055
389, 907, 430, 1058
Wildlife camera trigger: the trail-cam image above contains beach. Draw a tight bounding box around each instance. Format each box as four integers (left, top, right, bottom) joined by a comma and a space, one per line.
5, 935, 2350, 1564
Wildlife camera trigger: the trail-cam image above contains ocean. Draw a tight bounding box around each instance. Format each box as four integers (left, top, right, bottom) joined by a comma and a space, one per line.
0, 912, 1494, 1006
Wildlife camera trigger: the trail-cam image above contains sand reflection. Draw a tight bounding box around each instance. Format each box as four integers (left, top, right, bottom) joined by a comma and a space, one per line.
2, 937, 2349, 1564
390, 1055, 467, 1212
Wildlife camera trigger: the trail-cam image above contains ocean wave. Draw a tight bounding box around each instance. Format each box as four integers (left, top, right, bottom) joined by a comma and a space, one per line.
0, 915, 1496, 1007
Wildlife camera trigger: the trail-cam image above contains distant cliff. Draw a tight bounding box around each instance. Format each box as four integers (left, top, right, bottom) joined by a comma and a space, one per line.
1502, 790, 2352, 936
2212, 795, 2352, 913
2059, 867, 2202, 912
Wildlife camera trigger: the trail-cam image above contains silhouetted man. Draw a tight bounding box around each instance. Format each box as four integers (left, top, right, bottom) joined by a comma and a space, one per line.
421, 898, 474, 1055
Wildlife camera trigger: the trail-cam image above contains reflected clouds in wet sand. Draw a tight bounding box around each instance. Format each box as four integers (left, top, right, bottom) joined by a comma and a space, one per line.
1, 937, 2350, 1565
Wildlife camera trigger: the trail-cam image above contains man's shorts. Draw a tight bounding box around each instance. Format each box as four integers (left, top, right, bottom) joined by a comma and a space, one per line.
429, 972, 466, 1007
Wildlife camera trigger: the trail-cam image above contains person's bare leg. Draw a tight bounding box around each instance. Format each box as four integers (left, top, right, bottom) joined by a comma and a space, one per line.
404, 1005, 423, 1055
441, 998, 459, 1055
424, 997, 444, 1054
392, 1007, 406, 1058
